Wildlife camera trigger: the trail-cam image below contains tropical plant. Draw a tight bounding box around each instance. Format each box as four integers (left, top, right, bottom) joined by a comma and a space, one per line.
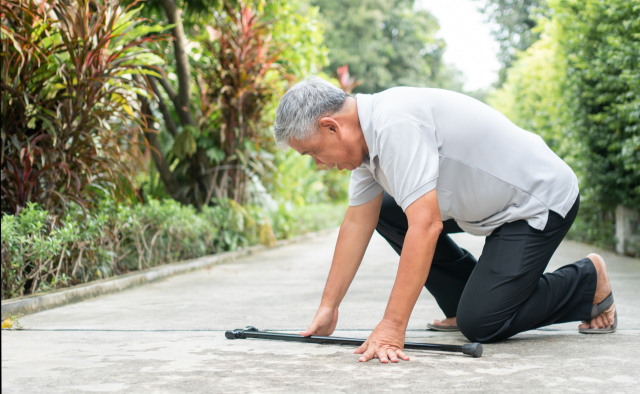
192, 2, 289, 203
0, 0, 165, 216
136, 0, 327, 207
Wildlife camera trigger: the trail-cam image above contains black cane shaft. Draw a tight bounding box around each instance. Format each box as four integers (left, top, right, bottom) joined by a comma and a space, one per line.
244, 331, 365, 346
244, 331, 461, 352
404, 341, 463, 352
226, 327, 482, 357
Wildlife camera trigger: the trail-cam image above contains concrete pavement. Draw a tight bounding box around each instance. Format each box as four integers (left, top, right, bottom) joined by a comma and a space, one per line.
2, 230, 640, 393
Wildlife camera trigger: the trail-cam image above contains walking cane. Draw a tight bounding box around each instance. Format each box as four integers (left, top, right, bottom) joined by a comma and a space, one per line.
225, 326, 483, 358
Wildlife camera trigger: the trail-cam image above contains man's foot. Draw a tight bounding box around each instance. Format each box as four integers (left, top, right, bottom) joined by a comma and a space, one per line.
427, 317, 459, 331
579, 254, 616, 331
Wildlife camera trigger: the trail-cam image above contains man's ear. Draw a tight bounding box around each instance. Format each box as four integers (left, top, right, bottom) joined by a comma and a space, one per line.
318, 117, 339, 134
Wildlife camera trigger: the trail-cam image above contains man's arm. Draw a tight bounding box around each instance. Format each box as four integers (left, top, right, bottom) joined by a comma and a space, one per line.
301, 192, 383, 336
354, 189, 442, 363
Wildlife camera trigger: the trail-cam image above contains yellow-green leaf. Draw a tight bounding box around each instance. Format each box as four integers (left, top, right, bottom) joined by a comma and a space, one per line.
1, 318, 12, 329
1, 26, 23, 57
122, 104, 133, 116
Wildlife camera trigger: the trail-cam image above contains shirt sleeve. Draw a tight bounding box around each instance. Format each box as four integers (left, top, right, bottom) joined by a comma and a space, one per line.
378, 122, 439, 211
348, 166, 384, 207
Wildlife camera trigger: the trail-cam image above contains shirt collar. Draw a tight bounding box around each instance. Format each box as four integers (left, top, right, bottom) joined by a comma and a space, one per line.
355, 93, 377, 166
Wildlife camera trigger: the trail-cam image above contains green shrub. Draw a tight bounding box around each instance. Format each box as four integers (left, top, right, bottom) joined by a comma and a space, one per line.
488, 0, 640, 250
1, 198, 345, 299
1, 202, 109, 298
555, 0, 640, 210
268, 150, 350, 206
0, 200, 219, 298
271, 203, 347, 240
566, 197, 616, 251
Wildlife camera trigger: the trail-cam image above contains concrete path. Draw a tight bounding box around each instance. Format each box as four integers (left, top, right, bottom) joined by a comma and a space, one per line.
2, 230, 639, 393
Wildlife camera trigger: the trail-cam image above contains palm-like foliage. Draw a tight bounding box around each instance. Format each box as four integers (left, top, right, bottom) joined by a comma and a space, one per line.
195, 1, 288, 203
144, 0, 292, 207
1, 0, 165, 215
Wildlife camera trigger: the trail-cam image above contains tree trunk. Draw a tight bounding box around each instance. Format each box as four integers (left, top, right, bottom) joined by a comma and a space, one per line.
159, 0, 196, 128
140, 99, 186, 204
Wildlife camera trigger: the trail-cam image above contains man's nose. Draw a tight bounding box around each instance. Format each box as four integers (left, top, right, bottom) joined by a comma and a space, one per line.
312, 157, 323, 167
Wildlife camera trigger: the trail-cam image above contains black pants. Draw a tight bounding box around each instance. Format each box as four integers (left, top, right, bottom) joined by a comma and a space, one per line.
376, 192, 597, 343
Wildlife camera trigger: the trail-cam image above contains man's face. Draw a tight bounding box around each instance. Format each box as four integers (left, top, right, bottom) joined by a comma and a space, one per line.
289, 122, 362, 171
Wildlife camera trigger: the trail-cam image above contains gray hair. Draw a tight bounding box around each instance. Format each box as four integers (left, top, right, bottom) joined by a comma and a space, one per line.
274, 76, 348, 149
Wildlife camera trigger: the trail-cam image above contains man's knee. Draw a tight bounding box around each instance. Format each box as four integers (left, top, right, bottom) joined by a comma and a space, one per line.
456, 312, 486, 343
457, 306, 506, 343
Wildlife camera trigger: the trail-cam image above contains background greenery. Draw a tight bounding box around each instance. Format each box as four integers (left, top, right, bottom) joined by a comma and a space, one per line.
1, 199, 345, 298
486, 0, 639, 249
2, 0, 638, 298
311, 0, 463, 93
477, 0, 549, 87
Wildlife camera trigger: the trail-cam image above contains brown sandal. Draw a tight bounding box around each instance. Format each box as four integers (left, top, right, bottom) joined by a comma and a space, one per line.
427, 322, 460, 332
579, 292, 617, 334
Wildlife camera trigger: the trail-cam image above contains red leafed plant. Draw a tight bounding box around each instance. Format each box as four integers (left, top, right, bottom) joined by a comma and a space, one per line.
191, 0, 289, 204
0, 0, 164, 216
336, 64, 361, 94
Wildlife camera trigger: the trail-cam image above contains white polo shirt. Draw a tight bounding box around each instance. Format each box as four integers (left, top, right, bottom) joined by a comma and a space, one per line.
349, 87, 579, 236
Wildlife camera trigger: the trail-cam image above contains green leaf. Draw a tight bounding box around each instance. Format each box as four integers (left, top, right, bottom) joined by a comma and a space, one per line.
119, 52, 166, 66
1, 26, 23, 58
172, 127, 198, 159
113, 5, 145, 34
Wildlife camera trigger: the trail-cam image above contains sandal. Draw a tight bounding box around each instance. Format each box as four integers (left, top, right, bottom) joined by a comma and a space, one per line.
579, 292, 617, 334
427, 322, 460, 332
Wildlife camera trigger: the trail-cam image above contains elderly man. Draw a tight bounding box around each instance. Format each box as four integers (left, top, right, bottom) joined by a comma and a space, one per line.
273, 77, 617, 364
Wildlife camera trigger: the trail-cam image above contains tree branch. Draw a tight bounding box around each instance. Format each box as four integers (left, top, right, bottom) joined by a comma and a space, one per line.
157, 74, 178, 104
139, 97, 187, 204
148, 77, 178, 137
156, 0, 216, 206
159, 0, 197, 128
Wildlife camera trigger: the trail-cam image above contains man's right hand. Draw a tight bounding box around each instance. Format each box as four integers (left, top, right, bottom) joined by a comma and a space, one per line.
300, 194, 382, 339
301, 306, 339, 337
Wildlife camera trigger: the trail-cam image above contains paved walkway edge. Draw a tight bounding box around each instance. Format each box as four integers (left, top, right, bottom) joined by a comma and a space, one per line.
1, 228, 338, 320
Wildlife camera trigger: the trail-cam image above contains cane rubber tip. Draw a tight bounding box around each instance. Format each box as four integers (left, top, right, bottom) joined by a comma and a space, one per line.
244, 326, 259, 332
225, 329, 246, 339
462, 343, 483, 358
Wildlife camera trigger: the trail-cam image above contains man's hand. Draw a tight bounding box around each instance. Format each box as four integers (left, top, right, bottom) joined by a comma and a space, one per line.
301, 306, 338, 337
354, 189, 441, 363
302, 194, 383, 338
353, 319, 410, 363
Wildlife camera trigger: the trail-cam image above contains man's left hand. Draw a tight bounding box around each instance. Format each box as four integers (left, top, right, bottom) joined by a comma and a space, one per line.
353, 319, 410, 363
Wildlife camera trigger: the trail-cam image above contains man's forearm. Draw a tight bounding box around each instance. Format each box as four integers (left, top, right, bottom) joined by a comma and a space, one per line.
320, 196, 382, 308
383, 220, 441, 327
320, 216, 376, 308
